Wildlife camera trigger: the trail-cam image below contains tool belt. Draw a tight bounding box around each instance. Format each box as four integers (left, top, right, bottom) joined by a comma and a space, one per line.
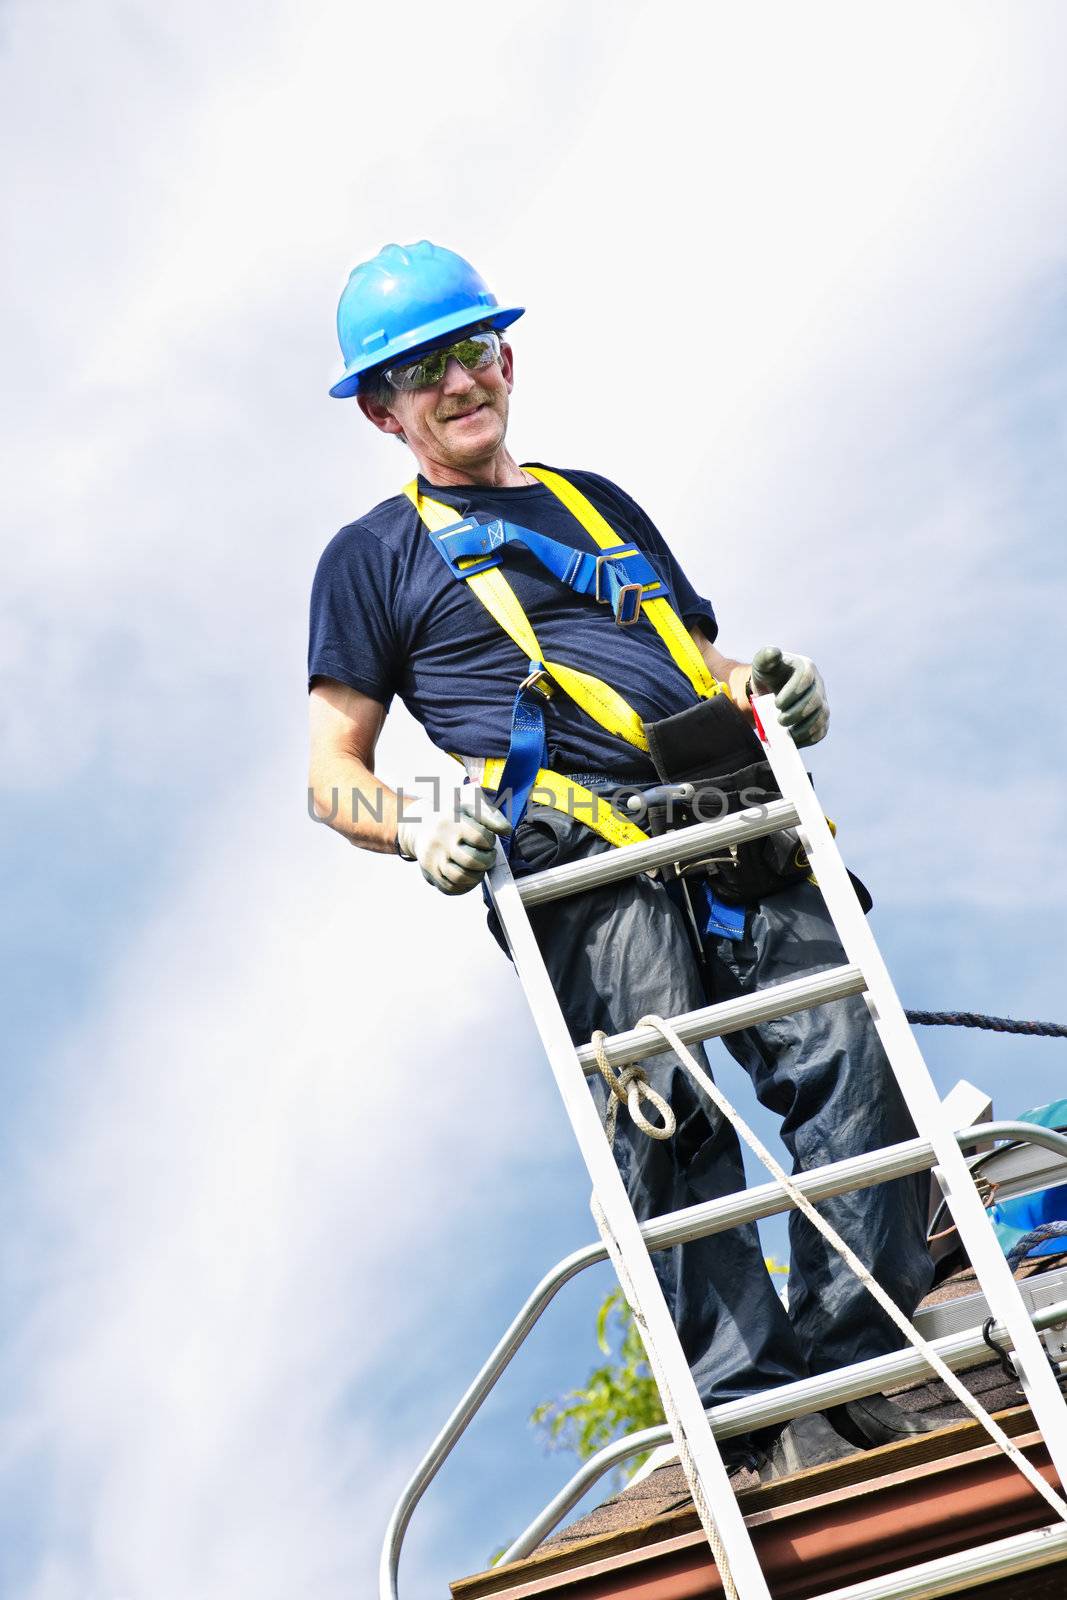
638, 696, 814, 906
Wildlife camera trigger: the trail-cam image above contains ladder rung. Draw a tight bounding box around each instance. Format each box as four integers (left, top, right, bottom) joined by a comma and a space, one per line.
515, 798, 801, 907
576, 963, 867, 1073
807, 1523, 1067, 1600
708, 1298, 1067, 1440
641, 1124, 1067, 1258
640, 1136, 937, 1249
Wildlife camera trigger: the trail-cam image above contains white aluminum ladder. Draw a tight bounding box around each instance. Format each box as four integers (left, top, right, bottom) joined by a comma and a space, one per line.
483, 693, 1067, 1600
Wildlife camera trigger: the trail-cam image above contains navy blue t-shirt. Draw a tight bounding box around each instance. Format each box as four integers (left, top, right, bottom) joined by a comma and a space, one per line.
307, 465, 718, 780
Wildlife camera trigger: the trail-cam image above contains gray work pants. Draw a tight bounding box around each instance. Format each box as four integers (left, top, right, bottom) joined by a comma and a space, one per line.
507, 807, 934, 1408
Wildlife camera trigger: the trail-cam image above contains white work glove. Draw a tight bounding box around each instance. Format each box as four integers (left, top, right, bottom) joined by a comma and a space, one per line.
396, 785, 511, 895
750, 646, 830, 747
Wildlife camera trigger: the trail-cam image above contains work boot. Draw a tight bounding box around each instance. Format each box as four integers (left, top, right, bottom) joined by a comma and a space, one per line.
754, 1411, 860, 1483
719, 1439, 761, 1480
826, 1392, 941, 1448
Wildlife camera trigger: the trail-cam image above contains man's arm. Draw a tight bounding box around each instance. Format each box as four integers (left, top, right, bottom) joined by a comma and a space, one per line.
308, 678, 511, 889
687, 623, 754, 715
308, 678, 402, 852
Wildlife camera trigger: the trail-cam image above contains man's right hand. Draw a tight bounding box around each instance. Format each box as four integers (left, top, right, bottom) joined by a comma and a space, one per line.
750, 646, 830, 747
396, 786, 512, 895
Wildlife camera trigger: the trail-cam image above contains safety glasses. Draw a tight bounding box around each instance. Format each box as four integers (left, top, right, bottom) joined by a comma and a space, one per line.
382, 329, 501, 392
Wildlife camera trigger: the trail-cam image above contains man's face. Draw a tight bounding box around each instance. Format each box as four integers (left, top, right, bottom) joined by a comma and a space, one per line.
358, 333, 514, 474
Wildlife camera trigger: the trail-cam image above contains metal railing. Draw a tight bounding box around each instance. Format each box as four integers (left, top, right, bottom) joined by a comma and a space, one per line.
499, 1295, 1067, 1564
380, 1121, 1067, 1600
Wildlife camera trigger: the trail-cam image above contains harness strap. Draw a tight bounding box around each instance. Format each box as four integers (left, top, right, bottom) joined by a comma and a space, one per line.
480, 758, 650, 849
428, 516, 666, 626
404, 482, 652, 751
490, 665, 551, 853
404, 470, 723, 852
524, 466, 723, 702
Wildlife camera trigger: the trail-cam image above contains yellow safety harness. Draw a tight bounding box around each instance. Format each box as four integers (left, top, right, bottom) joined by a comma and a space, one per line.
403, 467, 729, 850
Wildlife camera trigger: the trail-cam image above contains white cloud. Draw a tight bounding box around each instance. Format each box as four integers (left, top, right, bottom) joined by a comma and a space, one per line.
4, 749, 569, 1597
4, 1, 1067, 1594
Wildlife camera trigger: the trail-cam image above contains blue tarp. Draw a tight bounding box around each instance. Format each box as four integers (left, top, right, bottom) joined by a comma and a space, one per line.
989, 1099, 1067, 1263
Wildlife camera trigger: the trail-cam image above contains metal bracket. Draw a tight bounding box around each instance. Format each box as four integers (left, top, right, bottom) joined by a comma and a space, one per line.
594, 552, 644, 625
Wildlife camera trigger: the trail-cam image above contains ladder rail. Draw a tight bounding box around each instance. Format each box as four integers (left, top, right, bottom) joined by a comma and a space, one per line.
756, 694, 1067, 1493
385, 696, 1067, 1600
487, 855, 778, 1598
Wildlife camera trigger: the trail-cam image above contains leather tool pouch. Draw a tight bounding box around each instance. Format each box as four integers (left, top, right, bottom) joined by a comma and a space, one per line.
640, 696, 814, 905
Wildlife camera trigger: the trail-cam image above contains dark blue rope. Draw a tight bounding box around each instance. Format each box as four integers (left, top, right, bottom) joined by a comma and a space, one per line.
1006, 1221, 1067, 1271
906, 1010, 1067, 1039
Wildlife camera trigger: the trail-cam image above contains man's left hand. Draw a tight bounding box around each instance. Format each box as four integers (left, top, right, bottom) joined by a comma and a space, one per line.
750, 646, 830, 747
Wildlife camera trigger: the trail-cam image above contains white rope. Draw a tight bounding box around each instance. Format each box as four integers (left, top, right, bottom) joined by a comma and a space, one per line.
631, 1011, 1067, 1524
591, 1031, 676, 1148
591, 1193, 740, 1600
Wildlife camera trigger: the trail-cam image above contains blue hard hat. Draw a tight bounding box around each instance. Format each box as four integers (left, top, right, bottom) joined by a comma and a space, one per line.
329, 240, 524, 399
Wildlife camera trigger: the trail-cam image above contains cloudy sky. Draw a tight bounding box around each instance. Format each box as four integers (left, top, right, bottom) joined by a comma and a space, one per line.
3, 2, 1067, 1595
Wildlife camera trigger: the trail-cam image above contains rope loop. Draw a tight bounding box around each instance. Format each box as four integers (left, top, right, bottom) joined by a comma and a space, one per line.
591, 1030, 676, 1146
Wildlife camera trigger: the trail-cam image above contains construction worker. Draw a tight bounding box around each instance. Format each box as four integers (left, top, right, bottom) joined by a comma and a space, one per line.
308, 241, 936, 1481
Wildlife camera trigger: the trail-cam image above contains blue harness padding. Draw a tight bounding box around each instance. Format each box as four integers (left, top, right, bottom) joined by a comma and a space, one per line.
490, 661, 551, 858
428, 517, 669, 626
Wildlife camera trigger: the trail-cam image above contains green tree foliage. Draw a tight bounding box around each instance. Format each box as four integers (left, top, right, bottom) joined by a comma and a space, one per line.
530, 1288, 664, 1483
531, 1260, 789, 1486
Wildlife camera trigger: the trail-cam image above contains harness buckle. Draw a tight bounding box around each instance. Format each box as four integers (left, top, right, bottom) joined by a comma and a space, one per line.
614, 582, 644, 626
595, 553, 644, 626
432, 519, 503, 579
519, 664, 554, 699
